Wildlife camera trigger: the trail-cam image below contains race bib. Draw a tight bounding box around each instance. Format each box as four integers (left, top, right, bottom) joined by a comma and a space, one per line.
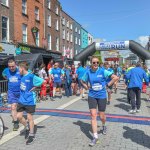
54, 74, 58, 78
92, 83, 102, 91
9, 76, 18, 83
20, 82, 26, 91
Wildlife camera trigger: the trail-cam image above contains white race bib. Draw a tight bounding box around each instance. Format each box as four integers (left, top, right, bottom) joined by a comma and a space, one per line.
92, 83, 102, 91
20, 82, 26, 91
9, 77, 18, 83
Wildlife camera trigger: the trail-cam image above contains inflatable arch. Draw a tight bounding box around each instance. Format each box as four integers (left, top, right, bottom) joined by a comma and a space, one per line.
74, 40, 150, 68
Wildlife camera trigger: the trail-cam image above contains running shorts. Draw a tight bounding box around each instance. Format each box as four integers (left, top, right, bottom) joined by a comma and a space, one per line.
88, 96, 107, 112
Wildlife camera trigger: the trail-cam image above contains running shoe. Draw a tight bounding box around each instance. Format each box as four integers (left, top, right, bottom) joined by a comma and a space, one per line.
50, 97, 55, 101
13, 121, 19, 131
25, 129, 30, 139
136, 109, 141, 113
102, 126, 107, 135
26, 136, 35, 145
129, 109, 136, 114
89, 138, 99, 147
107, 101, 110, 105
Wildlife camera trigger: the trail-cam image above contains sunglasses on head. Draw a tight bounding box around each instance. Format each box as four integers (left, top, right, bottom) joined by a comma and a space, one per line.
92, 62, 99, 64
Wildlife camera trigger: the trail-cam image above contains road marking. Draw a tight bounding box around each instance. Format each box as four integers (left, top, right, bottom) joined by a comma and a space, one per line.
0, 97, 81, 145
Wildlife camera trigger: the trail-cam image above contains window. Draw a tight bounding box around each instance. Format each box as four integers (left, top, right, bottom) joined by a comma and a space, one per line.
70, 24, 72, 30
55, 19, 59, 30
1, 0, 8, 6
22, 24, 27, 43
47, 34, 51, 50
75, 27, 77, 32
67, 31, 69, 41
62, 17, 65, 25
56, 37, 59, 51
47, 15, 51, 27
70, 48, 73, 58
55, 6, 59, 15
2, 16, 9, 42
22, 0, 27, 14
62, 29, 65, 39
63, 45, 65, 56
67, 21, 69, 28
78, 29, 80, 34
79, 39, 81, 45
35, 31, 39, 46
35, 7, 39, 20
70, 33, 73, 42
75, 37, 78, 44
47, 0, 51, 9
76, 50, 78, 55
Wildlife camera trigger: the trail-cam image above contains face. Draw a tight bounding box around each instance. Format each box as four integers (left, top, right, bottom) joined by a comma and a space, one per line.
19, 66, 24, 75
91, 58, 99, 70
104, 64, 109, 69
8, 62, 16, 72
54, 63, 59, 68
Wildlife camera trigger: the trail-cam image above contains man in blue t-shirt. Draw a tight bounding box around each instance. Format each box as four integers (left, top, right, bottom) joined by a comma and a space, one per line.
2, 59, 21, 131
49, 62, 64, 99
76, 63, 86, 98
81, 57, 118, 147
17, 62, 43, 145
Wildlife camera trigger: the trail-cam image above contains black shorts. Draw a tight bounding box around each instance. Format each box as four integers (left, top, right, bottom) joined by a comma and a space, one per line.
78, 80, 83, 89
88, 96, 107, 112
53, 82, 62, 88
17, 103, 36, 114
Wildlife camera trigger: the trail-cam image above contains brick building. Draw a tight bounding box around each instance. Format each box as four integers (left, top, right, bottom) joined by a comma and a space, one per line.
45, 0, 61, 52
60, 10, 74, 59
0, 0, 14, 43
14, 0, 45, 49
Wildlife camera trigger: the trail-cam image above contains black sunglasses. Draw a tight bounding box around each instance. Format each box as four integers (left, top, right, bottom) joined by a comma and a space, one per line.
92, 62, 99, 64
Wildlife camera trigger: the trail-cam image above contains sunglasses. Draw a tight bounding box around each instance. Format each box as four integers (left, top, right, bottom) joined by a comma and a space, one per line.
8, 66, 15, 68
92, 62, 99, 64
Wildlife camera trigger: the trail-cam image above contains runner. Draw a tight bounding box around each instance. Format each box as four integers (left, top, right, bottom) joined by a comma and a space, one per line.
76, 63, 86, 98
49, 62, 64, 100
17, 62, 44, 145
81, 56, 118, 147
2, 59, 21, 131
126, 62, 149, 114
104, 62, 114, 105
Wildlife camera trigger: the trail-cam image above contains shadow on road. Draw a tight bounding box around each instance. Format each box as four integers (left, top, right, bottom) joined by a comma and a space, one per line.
123, 126, 150, 149
73, 120, 93, 140
116, 97, 128, 103
114, 103, 130, 112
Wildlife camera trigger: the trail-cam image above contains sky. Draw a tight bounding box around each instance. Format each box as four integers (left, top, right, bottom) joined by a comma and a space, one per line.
59, 0, 150, 47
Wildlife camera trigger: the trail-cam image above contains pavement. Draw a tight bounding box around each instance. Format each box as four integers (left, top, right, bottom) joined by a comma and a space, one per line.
0, 81, 150, 150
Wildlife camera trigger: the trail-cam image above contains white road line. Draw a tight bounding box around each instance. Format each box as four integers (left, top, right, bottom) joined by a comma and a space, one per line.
0, 97, 81, 145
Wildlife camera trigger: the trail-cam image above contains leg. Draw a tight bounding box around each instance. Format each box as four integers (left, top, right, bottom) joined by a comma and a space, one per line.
65, 82, 69, 97
11, 103, 18, 122
128, 88, 136, 110
17, 111, 27, 126
69, 84, 72, 96
27, 113, 34, 134
53, 87, 56, 97
135, 88, 141, 110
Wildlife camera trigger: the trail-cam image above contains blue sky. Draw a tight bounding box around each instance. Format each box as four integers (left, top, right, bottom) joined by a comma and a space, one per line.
59, 0, 150, 44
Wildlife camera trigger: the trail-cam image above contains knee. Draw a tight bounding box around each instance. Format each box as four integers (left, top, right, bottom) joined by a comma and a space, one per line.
17, 113, 22, 121
11, 104, 17, 111
91, 113, 97, 120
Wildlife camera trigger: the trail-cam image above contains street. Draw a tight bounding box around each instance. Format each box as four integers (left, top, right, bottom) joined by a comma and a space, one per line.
0, 81, 150, 150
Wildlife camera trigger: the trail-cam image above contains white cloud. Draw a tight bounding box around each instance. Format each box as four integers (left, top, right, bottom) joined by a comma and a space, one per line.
136, 35, 149, 47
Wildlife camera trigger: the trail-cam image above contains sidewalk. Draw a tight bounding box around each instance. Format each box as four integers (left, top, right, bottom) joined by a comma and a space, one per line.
0, 82, 150, 150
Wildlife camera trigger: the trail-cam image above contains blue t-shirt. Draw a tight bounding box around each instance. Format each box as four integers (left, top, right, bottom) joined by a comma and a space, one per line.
19, 73, 44, 105
49, 68, 64, 83
2, 68, 21, 92
105, 68, 114, 83
82, 67, 113, 99
76, 66, 86, 80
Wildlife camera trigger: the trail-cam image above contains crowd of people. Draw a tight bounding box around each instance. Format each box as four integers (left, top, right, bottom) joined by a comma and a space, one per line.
1, 57, 150, 146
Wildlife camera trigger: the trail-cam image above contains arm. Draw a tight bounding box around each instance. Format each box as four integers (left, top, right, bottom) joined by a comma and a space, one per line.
143, 71, 149, 85
81, 72, 88, 90
2, 68, 8, 80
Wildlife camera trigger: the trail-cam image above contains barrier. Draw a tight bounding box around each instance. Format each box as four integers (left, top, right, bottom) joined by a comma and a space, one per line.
0, 80, 8, 93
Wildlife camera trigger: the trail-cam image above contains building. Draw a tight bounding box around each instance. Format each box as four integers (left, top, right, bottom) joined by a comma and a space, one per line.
45, 0, 61, 53
13, 0, 47, 54
0, 0, 15, 56
81, 27, 88, 50
73, 21, 82, 55
60, 10, 74, 59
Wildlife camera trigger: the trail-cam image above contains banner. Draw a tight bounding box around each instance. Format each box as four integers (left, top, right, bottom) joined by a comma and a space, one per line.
95, 41, 129, 51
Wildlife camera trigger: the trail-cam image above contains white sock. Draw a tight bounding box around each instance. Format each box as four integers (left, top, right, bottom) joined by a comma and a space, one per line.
93, 133, 98, 139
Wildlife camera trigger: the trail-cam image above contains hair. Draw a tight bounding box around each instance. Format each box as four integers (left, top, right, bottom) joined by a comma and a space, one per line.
8, 59, 15, 64
104, 62, 109, 65
19, 62, 29, 70
90, 56, 99, 63
40, 63, 45, 69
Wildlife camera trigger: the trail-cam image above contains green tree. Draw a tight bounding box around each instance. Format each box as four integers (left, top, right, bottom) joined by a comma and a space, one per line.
93, 50, 102, 63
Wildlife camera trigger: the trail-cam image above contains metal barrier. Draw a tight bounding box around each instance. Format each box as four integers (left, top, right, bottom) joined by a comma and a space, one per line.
0, 80, 8, 93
